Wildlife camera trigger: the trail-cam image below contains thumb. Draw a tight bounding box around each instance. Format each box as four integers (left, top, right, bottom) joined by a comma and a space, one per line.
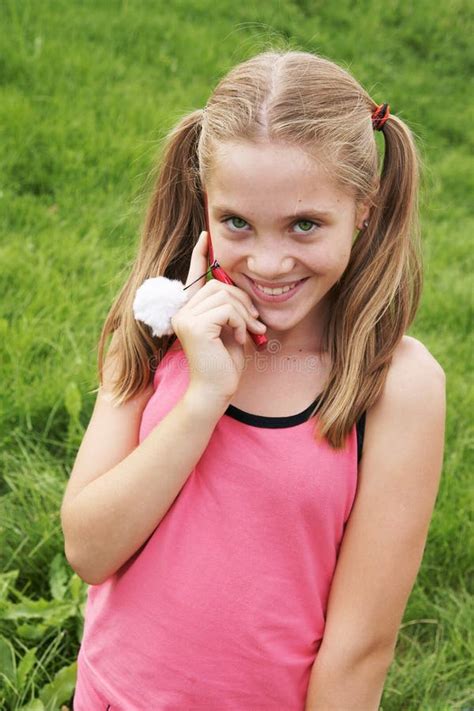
184, 230, 211, 298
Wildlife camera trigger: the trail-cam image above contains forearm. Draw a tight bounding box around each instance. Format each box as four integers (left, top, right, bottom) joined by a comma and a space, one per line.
62, 387, 227, 585
304, 647, 393, 711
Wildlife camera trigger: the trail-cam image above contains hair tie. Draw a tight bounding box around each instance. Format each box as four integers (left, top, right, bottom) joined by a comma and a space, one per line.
372, 103, 390, 131
132, 261, 219, 337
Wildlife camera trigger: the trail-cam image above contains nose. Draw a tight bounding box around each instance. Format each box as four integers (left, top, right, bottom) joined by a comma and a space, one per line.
247, 252, 295, 278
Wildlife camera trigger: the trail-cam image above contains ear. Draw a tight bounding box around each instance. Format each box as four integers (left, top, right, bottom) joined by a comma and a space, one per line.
355, 200, 372, 231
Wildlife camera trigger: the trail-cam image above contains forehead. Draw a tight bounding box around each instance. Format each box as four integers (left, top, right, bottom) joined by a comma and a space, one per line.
206, 140, 352, 213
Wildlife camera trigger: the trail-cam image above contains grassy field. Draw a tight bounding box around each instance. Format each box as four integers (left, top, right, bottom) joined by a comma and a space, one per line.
0, 0, 472, 708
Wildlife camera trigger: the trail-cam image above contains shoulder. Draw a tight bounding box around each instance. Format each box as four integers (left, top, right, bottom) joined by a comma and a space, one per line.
102, 330, 155, 404
377, 335, 446, 420
388, 334, 446, 388
363, 334, 446, 470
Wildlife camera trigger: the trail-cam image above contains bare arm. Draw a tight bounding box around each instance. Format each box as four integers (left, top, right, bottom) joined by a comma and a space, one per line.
305, 336, 446, 710
60, 332, 229, 586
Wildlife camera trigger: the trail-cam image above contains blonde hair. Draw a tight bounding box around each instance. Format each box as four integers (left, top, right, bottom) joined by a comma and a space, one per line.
96, 49, 422, 449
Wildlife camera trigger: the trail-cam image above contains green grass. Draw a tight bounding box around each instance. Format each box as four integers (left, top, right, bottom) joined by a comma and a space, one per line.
0, 0, 473, 708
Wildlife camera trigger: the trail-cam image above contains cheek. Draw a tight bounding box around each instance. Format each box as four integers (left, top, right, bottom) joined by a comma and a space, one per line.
210, 232, 238, 261
316, 243, 352, 272
309, 246, 338, 273
218, 241, 248, 267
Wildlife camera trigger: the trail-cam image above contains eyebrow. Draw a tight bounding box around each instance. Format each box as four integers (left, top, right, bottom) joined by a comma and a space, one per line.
212, 205, 335, 221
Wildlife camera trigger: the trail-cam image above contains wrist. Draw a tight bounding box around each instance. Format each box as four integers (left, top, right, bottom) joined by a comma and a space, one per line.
182, 385, 232, 420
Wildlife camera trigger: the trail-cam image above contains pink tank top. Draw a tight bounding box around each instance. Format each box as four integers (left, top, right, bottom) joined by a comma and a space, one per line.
74, 341, 365, 710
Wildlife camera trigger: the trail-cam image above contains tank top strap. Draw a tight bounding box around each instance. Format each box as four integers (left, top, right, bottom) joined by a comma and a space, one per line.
356, 411, 366, 464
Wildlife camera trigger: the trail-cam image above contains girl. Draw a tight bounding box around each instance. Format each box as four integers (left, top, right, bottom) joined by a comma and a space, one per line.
61, 49, 446, 710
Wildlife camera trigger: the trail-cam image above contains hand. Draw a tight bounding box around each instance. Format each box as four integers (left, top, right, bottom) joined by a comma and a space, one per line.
171, 231, 266, 402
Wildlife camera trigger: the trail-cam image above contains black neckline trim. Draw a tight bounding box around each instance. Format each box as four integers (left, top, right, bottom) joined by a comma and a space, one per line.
224, 398, 367, 463
224, 393, 323, 429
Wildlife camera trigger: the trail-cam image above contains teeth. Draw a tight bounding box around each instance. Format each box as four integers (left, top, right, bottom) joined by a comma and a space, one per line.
254, 281, 299, 295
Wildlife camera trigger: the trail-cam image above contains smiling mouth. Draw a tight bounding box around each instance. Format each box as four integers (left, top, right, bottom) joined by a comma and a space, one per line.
245, 275, 310, 302
246, 276, 309, 289
247, 277, 309, 293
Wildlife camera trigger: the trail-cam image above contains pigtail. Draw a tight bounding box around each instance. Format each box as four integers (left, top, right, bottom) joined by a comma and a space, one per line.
314, 112, 423, 448
95, 109, 206, 404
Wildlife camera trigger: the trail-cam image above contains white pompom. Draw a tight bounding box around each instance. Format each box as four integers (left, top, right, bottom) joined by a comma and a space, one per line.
132, 277, 190, 337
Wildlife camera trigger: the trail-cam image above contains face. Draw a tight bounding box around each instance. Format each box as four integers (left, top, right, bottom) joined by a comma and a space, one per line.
205, 140, 369, 352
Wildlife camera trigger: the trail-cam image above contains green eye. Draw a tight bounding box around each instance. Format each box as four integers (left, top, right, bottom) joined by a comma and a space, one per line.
296, 220, 314, 232
222, 216, 320, 235
227, 217, 247, 229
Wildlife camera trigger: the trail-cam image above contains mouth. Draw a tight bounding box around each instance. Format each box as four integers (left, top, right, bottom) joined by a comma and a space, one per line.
245, 275, 310, 303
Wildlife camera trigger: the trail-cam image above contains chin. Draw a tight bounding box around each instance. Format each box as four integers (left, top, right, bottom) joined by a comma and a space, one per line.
258, 312, 299, 331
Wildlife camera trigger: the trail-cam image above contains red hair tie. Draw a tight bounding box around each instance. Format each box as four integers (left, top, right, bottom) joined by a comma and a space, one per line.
372, 103, 390, 131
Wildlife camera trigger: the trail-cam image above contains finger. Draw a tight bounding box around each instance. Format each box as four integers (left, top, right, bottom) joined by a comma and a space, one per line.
184, 230, 210, 298
221, 282, 261, 319
191, 289, 266, 333
204, 304, 251, 345
189, 278, 261, 320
